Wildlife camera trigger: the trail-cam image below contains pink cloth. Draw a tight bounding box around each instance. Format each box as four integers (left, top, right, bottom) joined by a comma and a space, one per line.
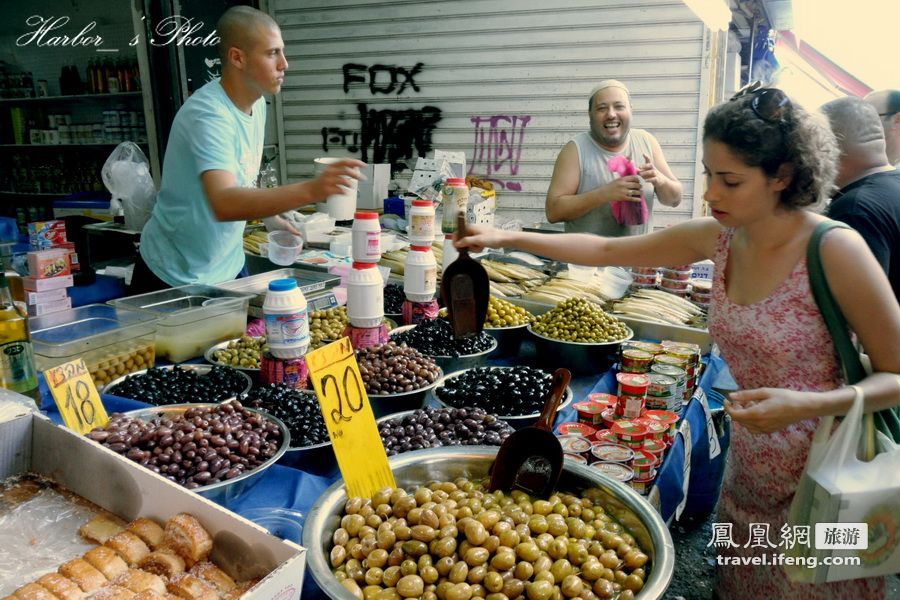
607, 155, 649, 226
707, 228, 885, 599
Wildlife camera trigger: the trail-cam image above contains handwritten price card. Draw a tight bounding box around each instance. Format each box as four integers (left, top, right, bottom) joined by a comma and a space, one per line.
45, 359, 109, 435
306, 337, 396, 498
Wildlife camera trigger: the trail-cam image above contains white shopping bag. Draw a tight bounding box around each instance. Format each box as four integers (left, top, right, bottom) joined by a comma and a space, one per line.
786, 386, 900, 583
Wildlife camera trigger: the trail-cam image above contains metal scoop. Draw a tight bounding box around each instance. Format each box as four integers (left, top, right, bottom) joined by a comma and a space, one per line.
441, 213, 489, 338
488, 368, 571, 498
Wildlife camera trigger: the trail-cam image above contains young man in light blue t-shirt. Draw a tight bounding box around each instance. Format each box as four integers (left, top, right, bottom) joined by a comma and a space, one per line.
134, 6, 363, 292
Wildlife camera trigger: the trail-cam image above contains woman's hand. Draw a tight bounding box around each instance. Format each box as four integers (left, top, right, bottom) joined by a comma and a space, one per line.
724, 387, 808, 434
454, 224, 508, 253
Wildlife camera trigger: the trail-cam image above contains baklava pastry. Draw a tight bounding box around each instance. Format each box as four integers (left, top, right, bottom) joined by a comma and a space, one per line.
162, 514, 212, 565
165, 575, 217, 600
188, 562, 235, 592
114, 569, 167, 595
79, 515, 126, 544
89, 586, 135, 600
83, 546, 129, 581
12, 584, 56, 600
139, 550, 186, 579
35, 573, 86, 600
127, 518, 165, 550
105, 531, 151, 565
58, 559, 108, 592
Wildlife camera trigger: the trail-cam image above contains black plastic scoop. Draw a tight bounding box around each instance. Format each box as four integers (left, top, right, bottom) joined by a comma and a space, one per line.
489, 368, 571, 498
441, 213, 489, 338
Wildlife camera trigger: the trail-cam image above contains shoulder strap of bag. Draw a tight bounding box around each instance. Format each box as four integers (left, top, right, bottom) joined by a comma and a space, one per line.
806, 221, 868, 384
807, 220, 900, 444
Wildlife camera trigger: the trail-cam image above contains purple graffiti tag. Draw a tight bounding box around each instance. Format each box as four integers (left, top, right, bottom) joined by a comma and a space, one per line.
468, 115, 531, 191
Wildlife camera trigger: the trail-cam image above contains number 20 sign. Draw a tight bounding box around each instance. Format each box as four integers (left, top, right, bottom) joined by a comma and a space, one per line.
45, 358, 109, 435
306, 338, 396, 498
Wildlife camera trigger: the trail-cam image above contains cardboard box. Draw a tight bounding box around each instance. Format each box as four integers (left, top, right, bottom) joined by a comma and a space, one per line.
27, 219, 67, 249
26, 296, 72, 316
0, 393, 306, 598
25, 287, 69, 305
26, 249, 71, 278
22, 274, 73, 292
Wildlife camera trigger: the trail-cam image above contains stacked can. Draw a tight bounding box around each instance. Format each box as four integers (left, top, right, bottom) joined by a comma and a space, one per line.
620, 348, 654, 374
659, 265, 692, 297
662, 341, 702, 402
646, 372, 678, 410
615, 372, 650, 419
691, 279, 712, 309
650, 363, 687, 410
630, 267, 658, 290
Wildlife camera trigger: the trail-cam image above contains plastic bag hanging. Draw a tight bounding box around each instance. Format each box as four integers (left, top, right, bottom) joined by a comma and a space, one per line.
607, 155, 649, 226
101, 141, 156, 231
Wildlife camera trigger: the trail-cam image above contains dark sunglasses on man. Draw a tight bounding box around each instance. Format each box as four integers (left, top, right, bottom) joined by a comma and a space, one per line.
730, 81, 791, 123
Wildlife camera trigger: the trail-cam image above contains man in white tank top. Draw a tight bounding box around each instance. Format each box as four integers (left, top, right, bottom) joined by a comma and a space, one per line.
545, 80, 683, 236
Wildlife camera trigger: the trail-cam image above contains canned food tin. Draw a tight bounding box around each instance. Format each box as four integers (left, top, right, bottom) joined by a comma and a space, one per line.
630, 448, 659, 478
631, 273, 658, 285
588, 393, 617, 409
260, 352, 309, 390
616, 372, 650, 395
573, 401, 605, 426
564, 453, 588, 465
556, 421, 597, 438
636, 418, 668, 442
594, 429, 618, 444
631, 267, 658, 276
660, 268, 692, 281
590, 462, 634, 483
621, 349, 653, 373
643, 410, 679, 443
590, 443, 634, 464
659, 277, 690, 292
650, 363, 686, 381
611, 420, 649, 450
615, 393, 646, 420
654, 354, 688, 370
631, 474, 655, 495
646, 394, 671, 411
601, 407, 618, 429
558, 434, 592, 458
643, 437, 667, 456
631, 341, 664, 355
647, 373, 677, 397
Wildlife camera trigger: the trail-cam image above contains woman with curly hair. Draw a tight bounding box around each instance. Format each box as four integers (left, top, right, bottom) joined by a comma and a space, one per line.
456, 86, 899, 598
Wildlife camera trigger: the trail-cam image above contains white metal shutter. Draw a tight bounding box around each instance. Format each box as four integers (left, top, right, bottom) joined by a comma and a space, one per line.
271, 0, 710, 228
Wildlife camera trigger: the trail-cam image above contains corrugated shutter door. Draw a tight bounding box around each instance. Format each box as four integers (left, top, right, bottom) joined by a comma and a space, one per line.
271, 0, 708, 228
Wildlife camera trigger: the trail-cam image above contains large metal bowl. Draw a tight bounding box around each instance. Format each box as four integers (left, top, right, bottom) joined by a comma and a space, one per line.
484, 322, 528, 357
204, 337, 264, 373
303, 447, 675, 599
527, 323, 633, 375
366, 369, 443, 419
433, 367, 574, 429
390, 325, 499, 373
122, 401, 289, 505
102, 364, 253, 399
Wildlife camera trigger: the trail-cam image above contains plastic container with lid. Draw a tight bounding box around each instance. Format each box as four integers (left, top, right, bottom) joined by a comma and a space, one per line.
109, 285, 250, 363
440, 177, 469, 234
263, 279, 309, 359
404, 245, 437, 303
407, 200, 436, 245
347, 262, 384, 328
29, 303, 158, 388
351, 212, 381, 263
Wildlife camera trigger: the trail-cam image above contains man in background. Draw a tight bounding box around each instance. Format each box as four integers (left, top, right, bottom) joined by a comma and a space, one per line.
865, 89, 900, 167
132, 6, 362, 293
822, 96, 899, 300
545, 80, 682, 236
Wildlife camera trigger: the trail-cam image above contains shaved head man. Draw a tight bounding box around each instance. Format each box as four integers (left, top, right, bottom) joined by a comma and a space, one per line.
546, 80, 682, 237
822, 96, 900, 300
131, 6, 364, 293
865, 89, 900, 167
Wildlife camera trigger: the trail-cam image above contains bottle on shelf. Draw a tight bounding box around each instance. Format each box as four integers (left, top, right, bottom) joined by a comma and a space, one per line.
0, 273, 39, 402
69, 63, 82, 95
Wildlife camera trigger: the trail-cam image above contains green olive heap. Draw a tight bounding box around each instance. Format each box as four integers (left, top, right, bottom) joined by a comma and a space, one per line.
311, 306, 350, 348
329, 479, 649, 600
531, 298, 630, 343
212, 335, 267, 368
486, 297, 534, 328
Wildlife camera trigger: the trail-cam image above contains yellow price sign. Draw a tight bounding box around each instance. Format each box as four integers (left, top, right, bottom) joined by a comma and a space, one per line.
45, 358, 109, 435
306, 337, 396, 498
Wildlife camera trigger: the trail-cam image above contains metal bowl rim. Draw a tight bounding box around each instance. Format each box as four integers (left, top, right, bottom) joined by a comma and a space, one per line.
121, 400, 290, 494
204, 337, 265, 372
526, 323, 634, 346
302, 446, 674, 600
366, 367, 444, 399
433, 367, 574, 420
483, 322, 529, 332
101, 363, 254, 397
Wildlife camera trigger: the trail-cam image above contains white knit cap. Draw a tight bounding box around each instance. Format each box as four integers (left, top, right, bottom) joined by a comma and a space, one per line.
589, 80, 630, 100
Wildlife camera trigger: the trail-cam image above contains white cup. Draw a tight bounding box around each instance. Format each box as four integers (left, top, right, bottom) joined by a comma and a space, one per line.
314, 157, 358, 221
267, 231, 304, 266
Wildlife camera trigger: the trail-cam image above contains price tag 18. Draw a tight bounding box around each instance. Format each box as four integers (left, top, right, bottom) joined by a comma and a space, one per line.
306, 338, 396, 498
45, 358, 109, 435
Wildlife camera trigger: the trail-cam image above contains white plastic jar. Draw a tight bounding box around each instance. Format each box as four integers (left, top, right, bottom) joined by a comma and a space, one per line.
407, 199, 436, 244
404, 245, 438, 303
347, 262, 385, 328
442, 234, 459, 272
263, 278, 310, 359
351, 211, 381, 263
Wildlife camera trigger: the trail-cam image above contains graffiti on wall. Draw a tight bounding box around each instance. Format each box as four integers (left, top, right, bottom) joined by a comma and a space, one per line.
321, 62, 438, 167
467, 115, 531, 191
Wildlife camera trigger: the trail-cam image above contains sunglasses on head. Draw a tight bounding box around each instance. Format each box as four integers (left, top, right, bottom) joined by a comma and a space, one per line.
730, 82, 791, 123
